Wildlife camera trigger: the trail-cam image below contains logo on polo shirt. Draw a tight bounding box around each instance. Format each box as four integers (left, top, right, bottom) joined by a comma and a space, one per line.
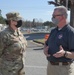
58, 34, 63, 39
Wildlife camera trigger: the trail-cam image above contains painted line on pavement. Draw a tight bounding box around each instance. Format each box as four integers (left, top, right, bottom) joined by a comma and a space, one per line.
25, 65, 47, 68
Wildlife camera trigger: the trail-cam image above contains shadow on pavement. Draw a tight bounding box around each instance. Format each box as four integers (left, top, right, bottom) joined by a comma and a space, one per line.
33, 48, 43, 50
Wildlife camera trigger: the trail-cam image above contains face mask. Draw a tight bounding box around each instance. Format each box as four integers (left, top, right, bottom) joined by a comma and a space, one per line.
16, 20, 22, 28
52, 18, 59, 25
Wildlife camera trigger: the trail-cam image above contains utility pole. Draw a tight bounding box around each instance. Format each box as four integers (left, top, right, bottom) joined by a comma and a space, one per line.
70, 0, 74, 27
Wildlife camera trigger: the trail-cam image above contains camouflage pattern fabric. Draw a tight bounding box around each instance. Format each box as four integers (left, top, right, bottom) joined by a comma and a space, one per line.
6, 12, 22, 21
0, 27, 27, 75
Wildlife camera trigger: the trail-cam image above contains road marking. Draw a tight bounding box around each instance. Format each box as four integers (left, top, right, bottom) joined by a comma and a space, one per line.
25, 65, 47, 68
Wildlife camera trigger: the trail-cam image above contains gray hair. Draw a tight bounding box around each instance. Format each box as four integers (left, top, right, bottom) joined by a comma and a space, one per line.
54, 6, 68, 18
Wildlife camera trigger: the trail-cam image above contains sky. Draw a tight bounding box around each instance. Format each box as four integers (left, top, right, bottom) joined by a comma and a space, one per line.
0, 0, 70, 22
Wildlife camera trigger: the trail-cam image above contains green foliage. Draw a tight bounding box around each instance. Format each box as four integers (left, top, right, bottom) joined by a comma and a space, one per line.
0, 16, 6, 24
48, 0, 71, 10
55, 0, 71, 10
43, 21, 55, 27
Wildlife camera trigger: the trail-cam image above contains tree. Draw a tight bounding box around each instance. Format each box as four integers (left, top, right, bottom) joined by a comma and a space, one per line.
43, 21, 55, 28
0, 16, 6, 24
48, 0, 74, 27
0, 9, 2, 16
48, 0, 71, 10
0, 9, 6, 24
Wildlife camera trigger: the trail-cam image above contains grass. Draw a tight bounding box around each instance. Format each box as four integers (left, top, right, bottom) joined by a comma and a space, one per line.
33, 34, 49, 44
33, 39, 46, 44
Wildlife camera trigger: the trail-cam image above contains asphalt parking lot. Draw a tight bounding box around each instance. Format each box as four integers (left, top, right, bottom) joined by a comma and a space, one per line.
25, 41, 47, 75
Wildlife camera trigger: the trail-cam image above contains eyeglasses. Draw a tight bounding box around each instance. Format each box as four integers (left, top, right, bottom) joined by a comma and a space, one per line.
52, 14, 63, 18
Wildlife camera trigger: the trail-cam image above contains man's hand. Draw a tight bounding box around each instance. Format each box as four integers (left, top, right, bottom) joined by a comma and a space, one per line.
53, 45, 65, 58
43, 46, 50, 57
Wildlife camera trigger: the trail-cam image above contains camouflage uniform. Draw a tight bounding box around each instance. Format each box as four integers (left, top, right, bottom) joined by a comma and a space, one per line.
0, 12, 27, 75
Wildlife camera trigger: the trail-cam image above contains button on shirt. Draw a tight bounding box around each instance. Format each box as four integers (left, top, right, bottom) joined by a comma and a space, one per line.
46, 25, 74, 62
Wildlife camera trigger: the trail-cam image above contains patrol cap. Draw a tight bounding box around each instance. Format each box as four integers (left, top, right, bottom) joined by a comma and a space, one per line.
6, 12, 22, 21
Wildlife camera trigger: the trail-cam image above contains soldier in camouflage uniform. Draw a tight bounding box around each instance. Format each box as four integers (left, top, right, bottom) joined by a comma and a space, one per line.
0, 12, 27, 75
